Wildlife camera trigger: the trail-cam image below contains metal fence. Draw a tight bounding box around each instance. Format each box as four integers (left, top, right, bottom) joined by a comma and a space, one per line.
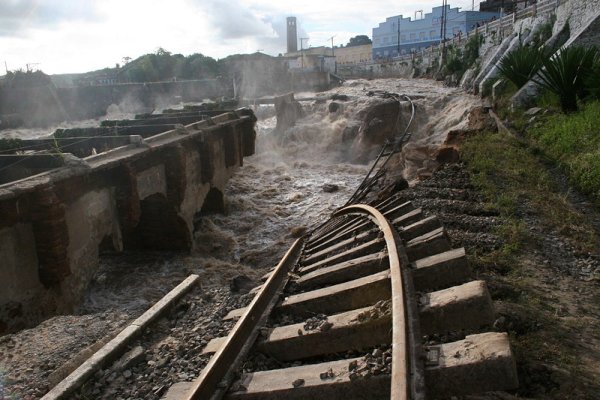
366, 0, 564, 68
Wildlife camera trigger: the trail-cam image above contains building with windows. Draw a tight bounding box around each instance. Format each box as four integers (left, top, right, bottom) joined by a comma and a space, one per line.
335, 44, 373, 65
372, 5, 500, 59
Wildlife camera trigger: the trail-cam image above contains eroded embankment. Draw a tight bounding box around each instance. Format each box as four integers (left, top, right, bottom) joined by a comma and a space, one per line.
0, 78, 486, 399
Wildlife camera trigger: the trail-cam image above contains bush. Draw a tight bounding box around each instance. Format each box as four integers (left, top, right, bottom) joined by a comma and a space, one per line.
585, 62, 600, 100
532, 46, 599, 113
464, 34, 484, 67
497, 45, 547, 89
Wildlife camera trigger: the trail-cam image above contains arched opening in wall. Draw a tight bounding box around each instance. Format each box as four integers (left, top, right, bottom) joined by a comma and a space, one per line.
201, 187, 225, 215
99, 234, 116, 254
135, 193, 191, 251
193, 187, 225, 232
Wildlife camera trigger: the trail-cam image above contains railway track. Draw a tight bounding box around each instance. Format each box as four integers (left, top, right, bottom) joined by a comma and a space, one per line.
42, 94, 519, 400
176, 194, 518, 399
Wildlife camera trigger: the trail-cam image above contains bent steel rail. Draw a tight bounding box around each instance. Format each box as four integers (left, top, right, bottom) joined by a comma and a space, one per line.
332, 204, 424, 400
185, 239, 304, 400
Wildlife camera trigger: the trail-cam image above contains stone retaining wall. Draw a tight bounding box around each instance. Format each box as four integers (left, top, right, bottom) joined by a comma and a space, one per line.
0, 110, 256, 334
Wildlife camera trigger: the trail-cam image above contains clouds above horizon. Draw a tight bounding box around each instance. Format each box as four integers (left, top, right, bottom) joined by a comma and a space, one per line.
0, 0, 478, 74
0, 0, 101, 37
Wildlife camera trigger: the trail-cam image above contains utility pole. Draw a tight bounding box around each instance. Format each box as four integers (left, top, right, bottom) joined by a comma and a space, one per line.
300, 37, 309, 69
329, 35, 336, 74
397, 17, 401, 57
26, 63, 40, 72
329, 35, 335, 56
440, 0, 447, 67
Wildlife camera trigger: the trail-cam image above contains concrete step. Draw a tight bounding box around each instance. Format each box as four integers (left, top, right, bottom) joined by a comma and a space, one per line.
412, 247, 471, 291
419, 280, 494, 335
306, 201, 414, 252
398, 215, 441, 242
257, 305, 392, 361
301, 229, 380, 266
296, 252, 389, 290
223, 259, 478, 328
259, 281, 494, 362
278, 270, 391, 317
425, 332, 518, 397
405, 227, 451, 261
299, 238, 385, 275
226, 357, 390, 399
225, 332, 517, 399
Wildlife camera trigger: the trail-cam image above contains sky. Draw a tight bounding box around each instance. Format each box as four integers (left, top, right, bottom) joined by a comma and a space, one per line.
0, 0, 479, 75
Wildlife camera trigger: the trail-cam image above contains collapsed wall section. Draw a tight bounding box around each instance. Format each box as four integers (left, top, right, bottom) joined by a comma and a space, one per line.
0, 110, 257, 334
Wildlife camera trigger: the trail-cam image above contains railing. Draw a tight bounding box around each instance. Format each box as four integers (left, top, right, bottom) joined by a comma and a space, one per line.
362, 0, 566, 70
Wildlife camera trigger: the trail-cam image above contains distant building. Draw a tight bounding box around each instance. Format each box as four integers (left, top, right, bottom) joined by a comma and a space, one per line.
284, 46, 336, 73
287, 17, 298, 53
335, 44, 373, 65
372, 5, 500, 59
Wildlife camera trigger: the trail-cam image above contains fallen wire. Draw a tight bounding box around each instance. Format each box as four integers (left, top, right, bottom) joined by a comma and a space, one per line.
344, 92, 415, 206
307, 92, 415, 237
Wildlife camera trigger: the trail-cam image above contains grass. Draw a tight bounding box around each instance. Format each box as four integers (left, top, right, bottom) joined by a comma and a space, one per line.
528, 101, 600, 205
462, 130, 598, 252
461, 129, 600, 398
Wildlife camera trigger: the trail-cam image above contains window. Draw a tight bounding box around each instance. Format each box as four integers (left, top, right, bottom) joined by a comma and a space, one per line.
430, 30, 437, 39
383, 37, 389, 43
401, 35, 406, 41
409, 33, 416, 40
419, 32, 426, 40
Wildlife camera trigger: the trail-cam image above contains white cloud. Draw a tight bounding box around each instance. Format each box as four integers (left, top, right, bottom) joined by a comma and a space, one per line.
0, 0, 482, 74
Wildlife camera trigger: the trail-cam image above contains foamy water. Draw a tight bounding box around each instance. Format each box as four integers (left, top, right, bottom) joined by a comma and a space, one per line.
1, 78, 480, 315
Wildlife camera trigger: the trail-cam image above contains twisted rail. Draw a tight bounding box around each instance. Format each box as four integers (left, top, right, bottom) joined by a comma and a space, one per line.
331, 205, 424, 400
187, 203, 424, 399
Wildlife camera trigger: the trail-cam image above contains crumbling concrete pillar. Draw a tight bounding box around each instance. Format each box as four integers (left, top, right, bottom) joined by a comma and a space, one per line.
274, 93, 304, 134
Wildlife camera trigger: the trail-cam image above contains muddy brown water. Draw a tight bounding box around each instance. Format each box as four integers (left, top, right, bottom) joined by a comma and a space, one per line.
0, 78, 482, 317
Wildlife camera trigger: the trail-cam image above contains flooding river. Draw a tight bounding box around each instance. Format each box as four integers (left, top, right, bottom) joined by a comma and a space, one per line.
1, 78, 480, 316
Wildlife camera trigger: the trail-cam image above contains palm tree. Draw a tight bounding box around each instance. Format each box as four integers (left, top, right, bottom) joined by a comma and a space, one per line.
497, 45, 547, 89
532, 46, 599, 113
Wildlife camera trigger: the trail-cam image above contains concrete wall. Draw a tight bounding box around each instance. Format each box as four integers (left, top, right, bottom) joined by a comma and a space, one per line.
0, 110, 256, 334
336, 44, 373, 65
338, 59, 416, 79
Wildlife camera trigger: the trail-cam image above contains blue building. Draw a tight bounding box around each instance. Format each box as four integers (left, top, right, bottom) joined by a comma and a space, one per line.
372, 5, 500, 59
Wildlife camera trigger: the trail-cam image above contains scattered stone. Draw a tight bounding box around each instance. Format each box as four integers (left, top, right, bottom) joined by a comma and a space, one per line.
320, 368, 335, 380
292, 378, 305, 388
230, 275, 254, 294
330, 93, 349, 101
303, 314, 329, 331
524, 107, 543, 116
114, 345, 145, 371
322, 183, 340, 193
289, 226, 308, 238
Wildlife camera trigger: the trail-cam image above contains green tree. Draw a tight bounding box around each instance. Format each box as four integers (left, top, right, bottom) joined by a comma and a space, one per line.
347, 35, 372, 47
497, 45, 547, 89
532, 46, 599, 113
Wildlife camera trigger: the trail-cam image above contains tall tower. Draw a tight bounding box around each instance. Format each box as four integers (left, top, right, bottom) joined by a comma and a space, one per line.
287, 17, 298, 53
